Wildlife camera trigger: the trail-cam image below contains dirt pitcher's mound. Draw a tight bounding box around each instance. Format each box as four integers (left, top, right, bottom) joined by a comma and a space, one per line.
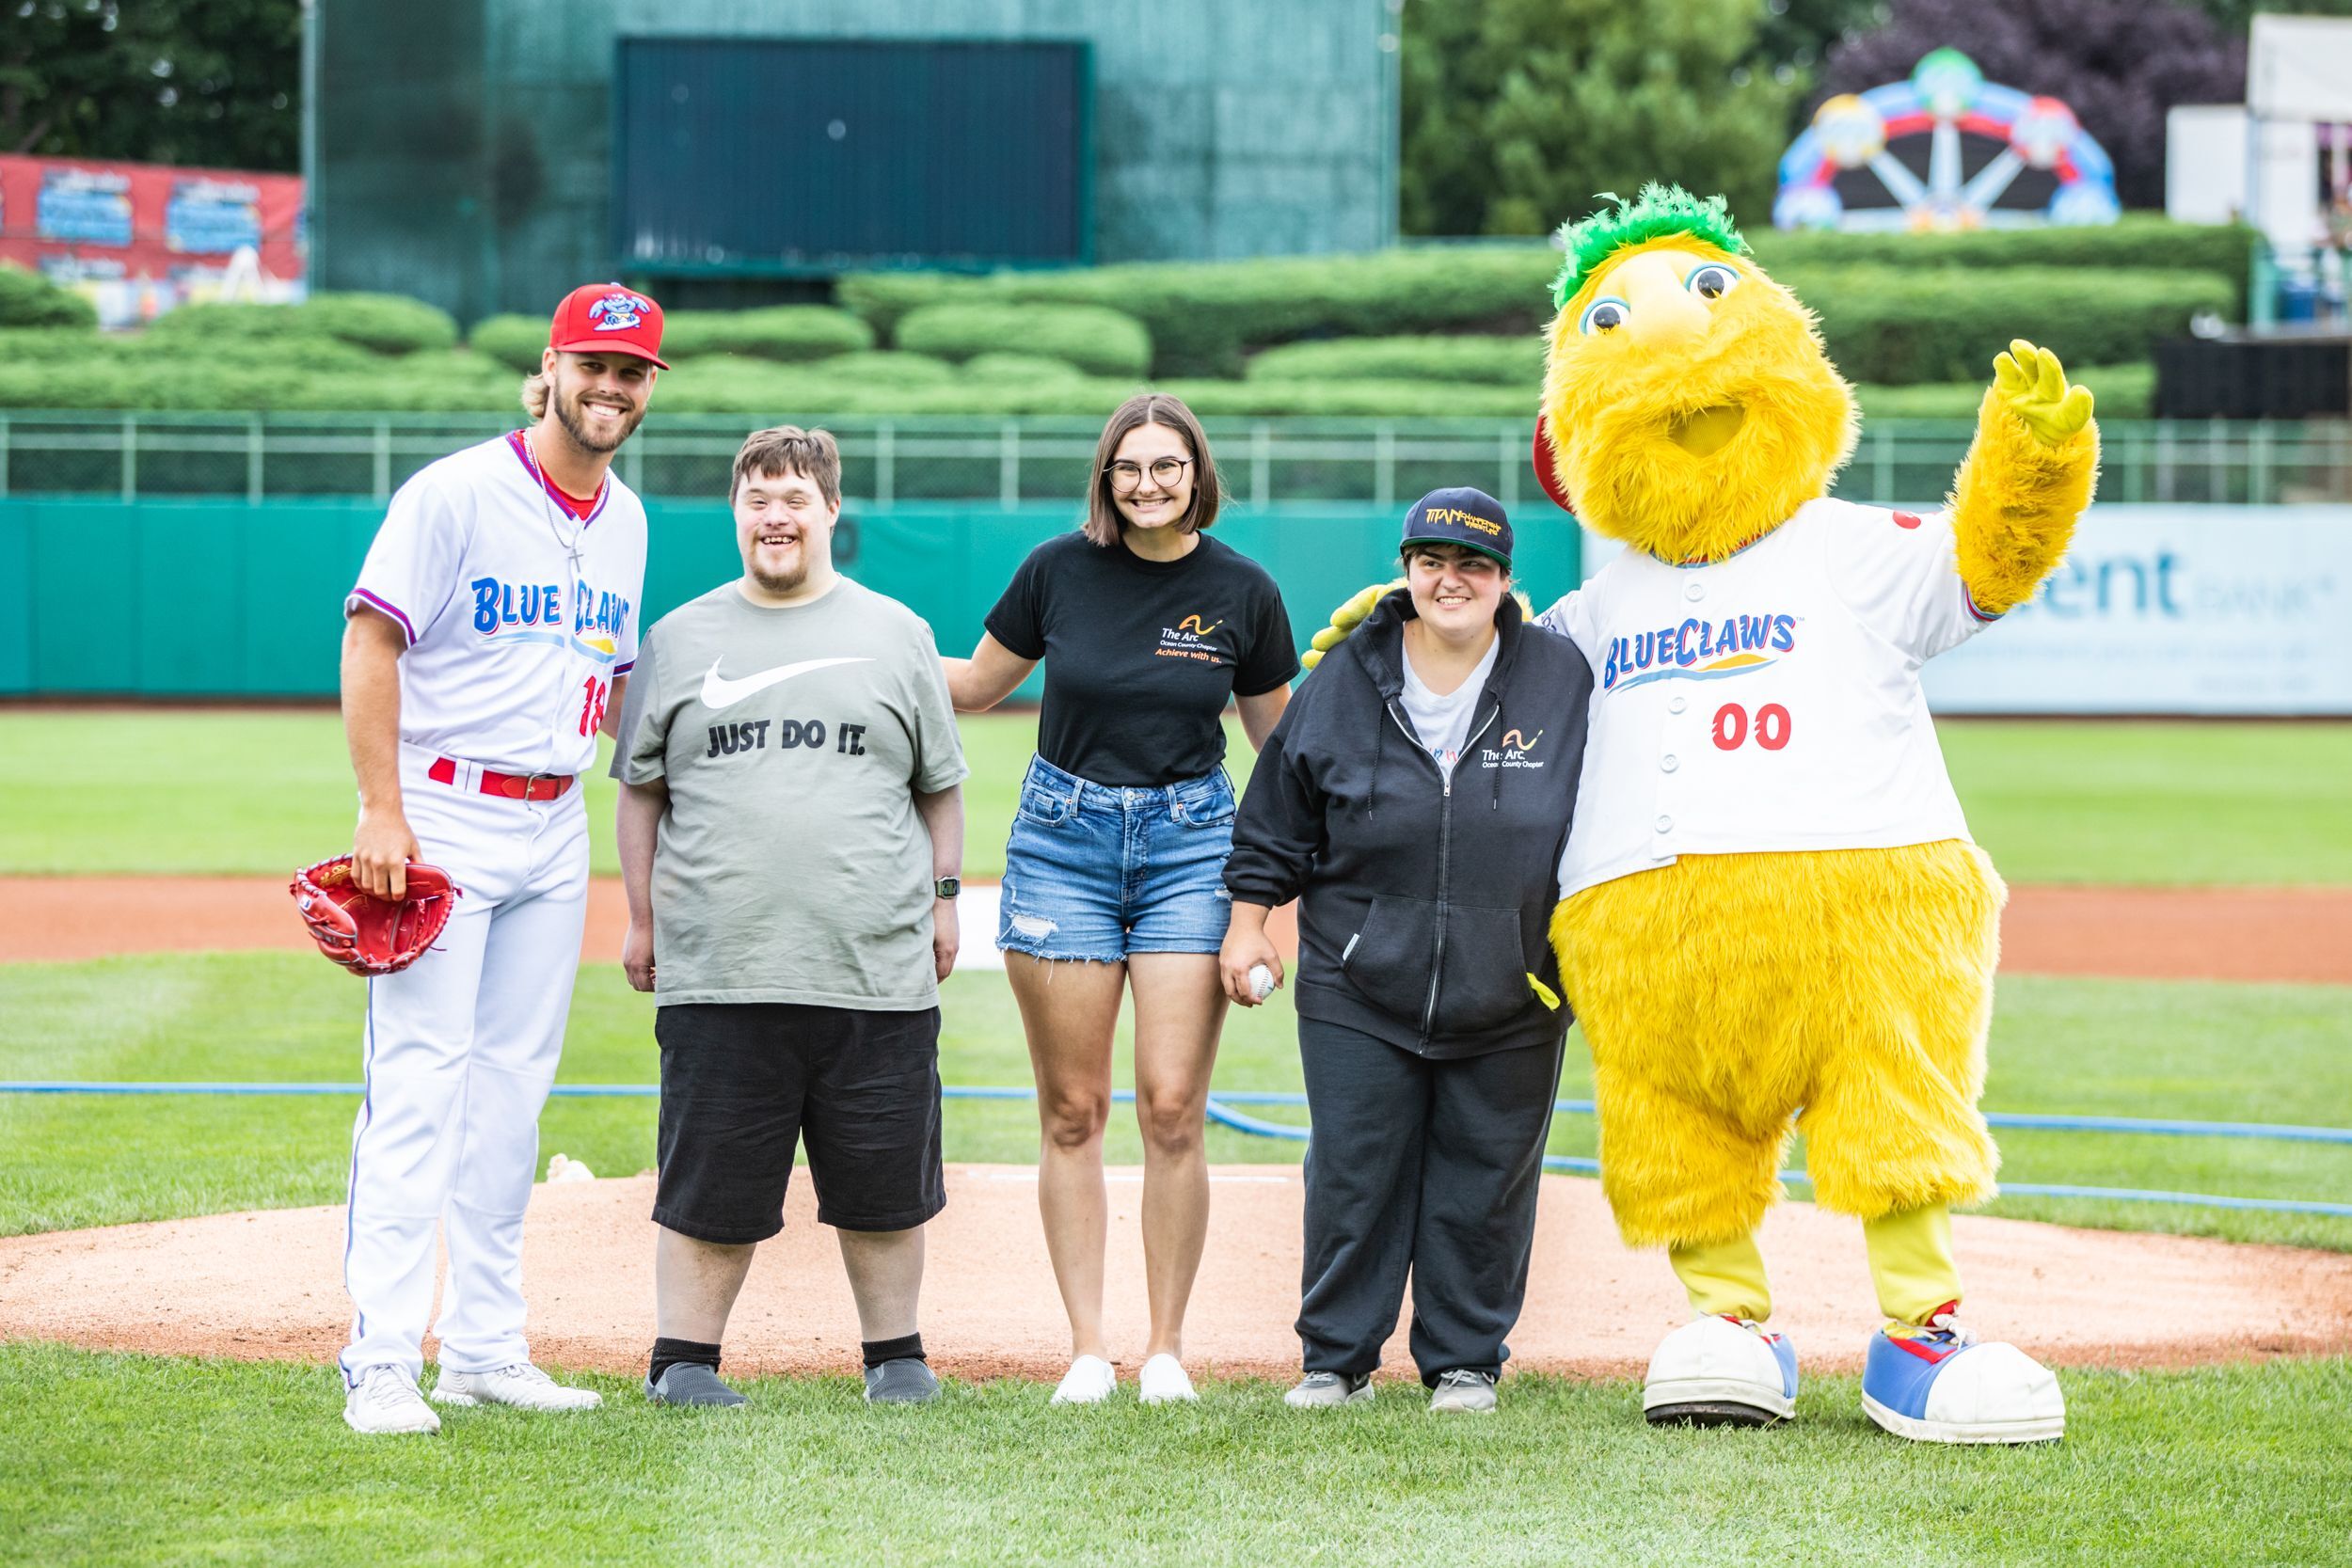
3, 1166, 2345, 1380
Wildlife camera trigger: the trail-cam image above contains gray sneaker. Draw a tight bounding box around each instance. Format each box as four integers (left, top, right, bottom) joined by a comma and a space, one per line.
644, 1363, 746, 1408
1284, 1370, 1374, 1409
1429, 1369, 1499, 1413
864, 1357, 941, 1404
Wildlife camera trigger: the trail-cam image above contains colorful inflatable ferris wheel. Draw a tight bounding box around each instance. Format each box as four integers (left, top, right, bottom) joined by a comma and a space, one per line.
1774, 48, 2120, 231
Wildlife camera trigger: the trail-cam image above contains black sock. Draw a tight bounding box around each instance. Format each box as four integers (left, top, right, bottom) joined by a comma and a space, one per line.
649, 1337, 722, 1386
862, 1332, 925, 1370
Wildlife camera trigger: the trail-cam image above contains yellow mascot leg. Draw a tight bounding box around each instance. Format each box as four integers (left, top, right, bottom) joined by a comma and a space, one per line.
1669, 1231, 1772, 1321
1790, 842, 2005, 1222
1864, 1204, 1962, 1326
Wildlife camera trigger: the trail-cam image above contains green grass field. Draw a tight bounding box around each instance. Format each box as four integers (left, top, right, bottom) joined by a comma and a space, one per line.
6, 1341, 2348, 1568
4, 955, 2346, 1250
3, 709, 2348, 1566
4, 710, 2350, 883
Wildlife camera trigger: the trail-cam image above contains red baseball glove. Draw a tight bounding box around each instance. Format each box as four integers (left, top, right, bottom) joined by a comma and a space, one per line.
290, 856, 461, 976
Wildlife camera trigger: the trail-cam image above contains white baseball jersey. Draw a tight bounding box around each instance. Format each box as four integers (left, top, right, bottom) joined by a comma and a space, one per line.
346, 432, 647, 777
1540, 497, 1999, 898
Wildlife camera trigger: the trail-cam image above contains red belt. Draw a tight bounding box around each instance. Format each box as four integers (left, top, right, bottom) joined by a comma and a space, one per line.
426, 756, 576, 801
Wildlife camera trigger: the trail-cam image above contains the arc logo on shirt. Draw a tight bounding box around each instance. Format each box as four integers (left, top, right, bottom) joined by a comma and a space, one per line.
1602, 612, 1797, 693
469, 575, 632, 662
1155, 611, 1230, 666
1479, 727, 1547, 769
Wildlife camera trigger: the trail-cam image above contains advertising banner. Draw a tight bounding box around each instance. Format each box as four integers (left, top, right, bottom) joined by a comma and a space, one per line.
0, 153, 303, 323
1583, 504, 2352, 715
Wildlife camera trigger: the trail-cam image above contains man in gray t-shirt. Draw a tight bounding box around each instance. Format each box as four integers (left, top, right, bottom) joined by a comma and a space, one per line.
612, 425, 967, 1410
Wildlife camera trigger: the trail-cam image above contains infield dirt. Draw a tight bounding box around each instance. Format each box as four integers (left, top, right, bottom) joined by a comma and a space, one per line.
3, 1166, 2347, 1381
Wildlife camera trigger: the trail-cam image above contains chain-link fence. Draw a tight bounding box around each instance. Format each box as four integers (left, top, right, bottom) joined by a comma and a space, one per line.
1, 411, 2345, 508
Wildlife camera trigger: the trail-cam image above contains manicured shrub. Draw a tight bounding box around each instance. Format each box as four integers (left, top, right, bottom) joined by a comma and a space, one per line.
841, 219, 2249, 377
1851, 362, 2155, 421
1787, 266, 2230, 387
0, 263, 97, 329
657, 306, 874, 364
142, 293, 460, 356
1247, 335, 1544, 386
467, 313, 549, 373
894, 304, 1152, 379
961, 352, 1087, 385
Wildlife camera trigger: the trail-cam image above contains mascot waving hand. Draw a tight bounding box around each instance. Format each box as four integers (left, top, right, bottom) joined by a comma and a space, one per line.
1314, 184, 2097, 1443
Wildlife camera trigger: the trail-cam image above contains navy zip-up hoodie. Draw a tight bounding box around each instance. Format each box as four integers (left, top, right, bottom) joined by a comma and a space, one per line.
1224, 589, 1594, 1058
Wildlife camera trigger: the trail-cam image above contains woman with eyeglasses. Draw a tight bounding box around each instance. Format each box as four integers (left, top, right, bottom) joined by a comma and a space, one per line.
944, 393, 1298, 1405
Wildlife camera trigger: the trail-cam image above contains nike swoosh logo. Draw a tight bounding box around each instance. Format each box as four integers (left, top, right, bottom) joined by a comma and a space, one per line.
699, 657, 871, 709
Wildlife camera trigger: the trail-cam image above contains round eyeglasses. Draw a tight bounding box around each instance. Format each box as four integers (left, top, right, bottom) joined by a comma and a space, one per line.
1104, 456, 1193, 493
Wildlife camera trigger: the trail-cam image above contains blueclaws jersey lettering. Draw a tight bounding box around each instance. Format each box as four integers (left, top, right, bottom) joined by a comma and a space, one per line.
1538, 498, 1997, 898
346, 433, 647, 777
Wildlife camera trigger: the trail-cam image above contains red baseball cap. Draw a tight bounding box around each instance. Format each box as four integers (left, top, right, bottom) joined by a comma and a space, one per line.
548, 281, 669, 370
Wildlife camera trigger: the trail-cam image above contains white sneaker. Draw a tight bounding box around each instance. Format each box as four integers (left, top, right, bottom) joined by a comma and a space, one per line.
343, 1366, 441, 1435
430, 1362, 603, 1412
1050, 1354, 1118, 1404
1138, 1354, 1197, 1404
1643, 1314, 1798, 1427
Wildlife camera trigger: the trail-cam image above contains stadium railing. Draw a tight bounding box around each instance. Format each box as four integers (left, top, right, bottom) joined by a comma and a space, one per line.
1, 412, 2346, 509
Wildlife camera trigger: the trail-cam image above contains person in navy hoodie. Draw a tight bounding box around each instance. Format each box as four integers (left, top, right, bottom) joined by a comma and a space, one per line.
1219, 488, 1592, 1414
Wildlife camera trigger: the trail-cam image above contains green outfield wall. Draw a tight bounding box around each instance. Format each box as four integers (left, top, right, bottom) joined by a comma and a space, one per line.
0, 499, 1581, 700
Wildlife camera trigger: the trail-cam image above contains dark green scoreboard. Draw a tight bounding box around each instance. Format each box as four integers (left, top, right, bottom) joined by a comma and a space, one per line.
612, 37, 1091, 276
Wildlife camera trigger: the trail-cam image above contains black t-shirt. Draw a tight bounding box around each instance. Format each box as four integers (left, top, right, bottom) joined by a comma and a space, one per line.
984, 531, 1298, 787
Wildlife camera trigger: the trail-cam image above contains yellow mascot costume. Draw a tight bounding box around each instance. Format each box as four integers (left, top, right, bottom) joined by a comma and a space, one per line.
1311, 184, 2096, 1444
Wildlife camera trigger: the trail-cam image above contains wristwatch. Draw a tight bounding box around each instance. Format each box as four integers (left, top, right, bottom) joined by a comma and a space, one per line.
934, 876, 961, 900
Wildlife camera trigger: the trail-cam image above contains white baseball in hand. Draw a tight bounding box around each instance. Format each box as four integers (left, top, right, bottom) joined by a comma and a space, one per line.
1248, 964, 1278, 1002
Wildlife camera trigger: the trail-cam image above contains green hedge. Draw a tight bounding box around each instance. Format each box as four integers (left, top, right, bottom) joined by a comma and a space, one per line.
470, 306, 876, 372
840, 219, 2249, 377
0, 264, 96, 330
1247, 334, 1543, 386
961, 352, 1087, 385
0, 326, 383, 374
657, 306, 875, 364
843, 249, 1552, 376
893, 303, 1152, 378
1750, 215, 2256, 312
466, 314, 551, 373
1851, 362, 2155, 421
1789, 266, 2229, 387
142, 293, 461, 356
0, 351, 514, 411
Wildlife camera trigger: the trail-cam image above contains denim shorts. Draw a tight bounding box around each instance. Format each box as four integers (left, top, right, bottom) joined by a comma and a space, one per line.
996, 754, 1237, 962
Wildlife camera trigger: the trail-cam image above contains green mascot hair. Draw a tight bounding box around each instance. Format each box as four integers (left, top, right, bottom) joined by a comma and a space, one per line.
1550, 184, 1749, 309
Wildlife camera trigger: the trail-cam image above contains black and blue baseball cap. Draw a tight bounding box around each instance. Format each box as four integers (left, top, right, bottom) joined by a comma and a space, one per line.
1400, 486, 1513, 569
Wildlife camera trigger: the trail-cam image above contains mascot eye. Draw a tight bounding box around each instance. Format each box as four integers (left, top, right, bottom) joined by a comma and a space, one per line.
1580, 297, 1629, 335
1687, 264, 1739, 300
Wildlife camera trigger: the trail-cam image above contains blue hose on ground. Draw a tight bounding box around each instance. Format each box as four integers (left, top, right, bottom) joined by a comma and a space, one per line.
4, 1081, 2346, 1217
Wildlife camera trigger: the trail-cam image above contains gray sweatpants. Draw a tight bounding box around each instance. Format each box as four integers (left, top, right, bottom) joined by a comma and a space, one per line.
1295, 1015, 1565, 1385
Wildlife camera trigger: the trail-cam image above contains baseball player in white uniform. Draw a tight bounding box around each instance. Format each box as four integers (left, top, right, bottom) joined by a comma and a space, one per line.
335, 282, 665, 1435
1539, 495, 1994, 889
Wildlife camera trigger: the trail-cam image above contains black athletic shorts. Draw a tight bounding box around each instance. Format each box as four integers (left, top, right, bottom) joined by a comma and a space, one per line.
652, 1002, 946, 1243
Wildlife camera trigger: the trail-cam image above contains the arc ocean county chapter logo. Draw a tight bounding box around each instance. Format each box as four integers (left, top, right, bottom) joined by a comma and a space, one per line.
1155, 612, 1229, 666
590, 291, 653, 331
1478, 727, 1547, 769
1602, 613, 1798, 692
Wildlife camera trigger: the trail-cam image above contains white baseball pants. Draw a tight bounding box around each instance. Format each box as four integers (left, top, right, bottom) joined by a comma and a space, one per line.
339, 747, 591, 1386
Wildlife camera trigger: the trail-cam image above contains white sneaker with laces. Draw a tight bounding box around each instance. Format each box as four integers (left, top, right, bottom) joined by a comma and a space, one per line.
1138, 1354, 1197, 1404
430, 1362, 603, 1412
343, 1366, 441, 1435
1050, 1354, 1118, 1404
